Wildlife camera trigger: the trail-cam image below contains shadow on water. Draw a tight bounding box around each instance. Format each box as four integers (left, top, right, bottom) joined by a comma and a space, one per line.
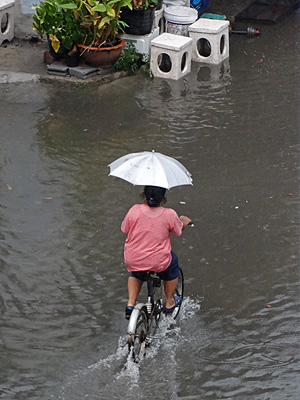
0, 6, 299, 400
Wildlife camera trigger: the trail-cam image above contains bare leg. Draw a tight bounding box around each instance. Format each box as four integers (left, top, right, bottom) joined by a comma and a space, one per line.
127, 277, 143, 307
164, 278, 178, 309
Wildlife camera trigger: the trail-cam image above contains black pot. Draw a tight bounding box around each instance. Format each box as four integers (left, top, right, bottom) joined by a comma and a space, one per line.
65, 52, 80, 67
155, 0, 163, 10
121, 7, 155, 35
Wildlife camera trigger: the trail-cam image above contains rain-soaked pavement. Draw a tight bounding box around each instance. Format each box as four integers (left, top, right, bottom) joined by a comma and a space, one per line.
0, 3, 299, 399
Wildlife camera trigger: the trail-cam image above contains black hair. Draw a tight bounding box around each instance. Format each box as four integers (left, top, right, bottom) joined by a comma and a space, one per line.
143, 186, 167, 207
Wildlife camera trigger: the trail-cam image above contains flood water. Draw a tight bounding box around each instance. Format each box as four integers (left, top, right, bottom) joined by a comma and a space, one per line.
1, 7, 300, 400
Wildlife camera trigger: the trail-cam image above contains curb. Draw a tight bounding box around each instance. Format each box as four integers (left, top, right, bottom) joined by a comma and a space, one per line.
0, 70, 40, 83
0, 68, 129, 84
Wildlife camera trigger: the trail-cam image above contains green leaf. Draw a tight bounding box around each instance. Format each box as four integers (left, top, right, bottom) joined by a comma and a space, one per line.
49, 34, 61, 52
118, 20, 128, 28
92, 4, 106, 12
60, 3, 78, 9
106, 7, 115, 17
99, 15, 111, 28
108, 0, 124, 4
121, 0, 132, 8
85, 3, 93, 13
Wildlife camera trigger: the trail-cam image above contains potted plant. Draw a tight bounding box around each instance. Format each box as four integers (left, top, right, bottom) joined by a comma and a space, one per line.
32, 0, 82, 63
33, 0, 131, 68
67, 0, 132, 68
121, 0, 158, 36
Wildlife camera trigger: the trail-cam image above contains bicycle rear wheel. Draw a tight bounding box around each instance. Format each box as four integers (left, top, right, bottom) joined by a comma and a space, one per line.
128, 306, 148, 363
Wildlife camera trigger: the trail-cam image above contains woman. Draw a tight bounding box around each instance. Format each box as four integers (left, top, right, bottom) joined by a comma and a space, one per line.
121, 185, 191, 320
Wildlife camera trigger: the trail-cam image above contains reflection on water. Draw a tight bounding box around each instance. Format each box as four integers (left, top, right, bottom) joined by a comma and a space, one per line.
0, 8, 299, 400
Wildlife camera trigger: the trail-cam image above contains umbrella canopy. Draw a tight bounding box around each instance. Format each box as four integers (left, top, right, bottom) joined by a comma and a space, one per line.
108, 151, 193, 190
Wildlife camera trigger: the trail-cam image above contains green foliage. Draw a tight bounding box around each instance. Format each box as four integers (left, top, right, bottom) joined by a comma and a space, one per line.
32, 0, 132, 50
63, 0, 132, 46
114, 43, 142, 75
32, 0, 83, 52
141, 56, 154, 79
114, 45, 154, 78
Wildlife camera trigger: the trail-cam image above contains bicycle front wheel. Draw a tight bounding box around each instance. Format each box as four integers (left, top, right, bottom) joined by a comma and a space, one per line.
173, 267, 184, 319
176, 267, 184, 296
162, 267, 184, 319
128, 306, 148, 363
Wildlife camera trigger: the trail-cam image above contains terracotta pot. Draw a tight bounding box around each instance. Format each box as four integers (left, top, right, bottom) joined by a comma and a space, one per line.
77, 39, 125, 68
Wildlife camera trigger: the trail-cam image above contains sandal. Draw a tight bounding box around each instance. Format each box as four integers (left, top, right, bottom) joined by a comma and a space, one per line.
163, 295, 182, 314
125, 306, 134, 320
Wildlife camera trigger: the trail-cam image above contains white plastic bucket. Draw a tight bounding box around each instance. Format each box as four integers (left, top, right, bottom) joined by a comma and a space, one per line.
164, 6, 198, 36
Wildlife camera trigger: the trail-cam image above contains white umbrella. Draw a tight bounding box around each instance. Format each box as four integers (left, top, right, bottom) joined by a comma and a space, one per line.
108, 150, 193, 190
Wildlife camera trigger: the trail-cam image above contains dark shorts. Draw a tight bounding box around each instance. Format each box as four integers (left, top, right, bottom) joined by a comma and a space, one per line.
129, 251, 180, 282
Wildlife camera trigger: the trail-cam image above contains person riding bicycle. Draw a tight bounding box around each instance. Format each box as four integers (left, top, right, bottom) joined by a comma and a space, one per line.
121, 185, 191, 320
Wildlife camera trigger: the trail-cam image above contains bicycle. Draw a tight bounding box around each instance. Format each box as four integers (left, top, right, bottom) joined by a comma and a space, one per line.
126, 267, 184, 363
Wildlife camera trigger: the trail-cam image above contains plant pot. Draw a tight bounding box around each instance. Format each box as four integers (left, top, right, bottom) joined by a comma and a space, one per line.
121, 7, 155, 35
77, 38, 125, 68
65, 52, 80, 67
156, 0, 163, 10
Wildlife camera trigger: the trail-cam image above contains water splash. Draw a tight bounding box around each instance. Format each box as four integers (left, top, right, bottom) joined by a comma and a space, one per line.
57, 297, 202, 399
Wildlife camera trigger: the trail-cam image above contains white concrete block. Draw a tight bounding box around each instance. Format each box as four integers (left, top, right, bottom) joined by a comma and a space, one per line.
121, 27, 160, 61
150, 32, 193, 80
189, 18, 230, 64
0, 0, 15, 45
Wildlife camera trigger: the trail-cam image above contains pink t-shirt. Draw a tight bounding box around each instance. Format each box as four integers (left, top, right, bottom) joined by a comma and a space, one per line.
121, 203, 183, 272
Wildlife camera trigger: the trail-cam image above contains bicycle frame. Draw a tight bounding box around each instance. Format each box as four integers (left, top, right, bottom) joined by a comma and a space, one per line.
127, 272, 163, 344
126, 268, 184, 362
